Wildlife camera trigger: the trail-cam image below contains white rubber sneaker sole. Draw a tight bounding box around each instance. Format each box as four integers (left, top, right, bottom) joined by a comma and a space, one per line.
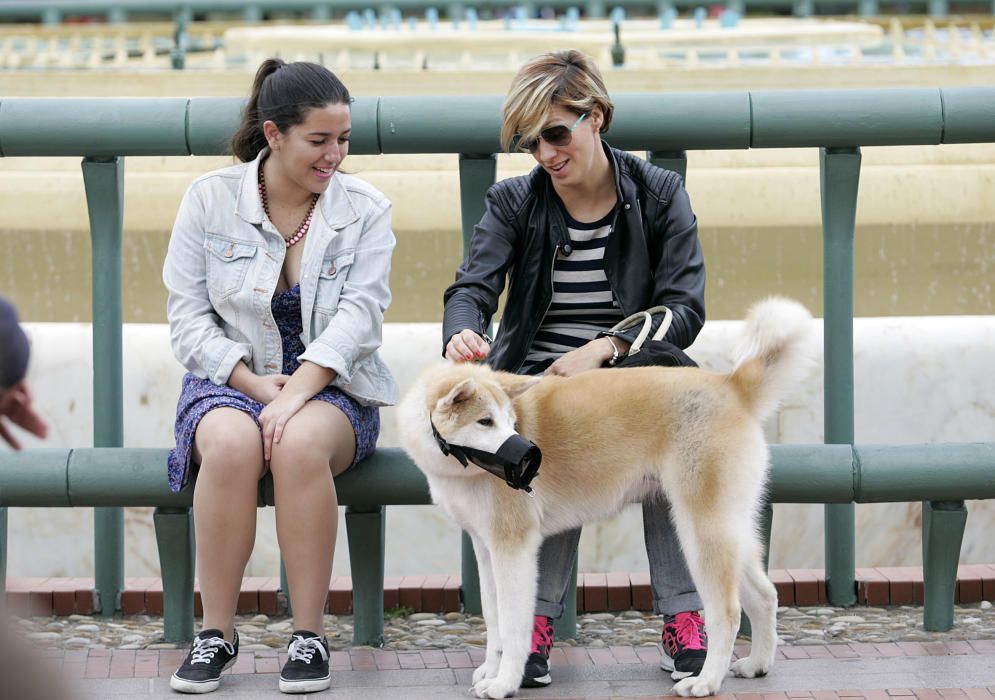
659, 652, 694, 680
170, 657, 237, 694
279, 674, 331, 694
521, 672, 551, 688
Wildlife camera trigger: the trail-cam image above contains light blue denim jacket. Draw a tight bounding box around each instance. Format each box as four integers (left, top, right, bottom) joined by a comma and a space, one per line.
163, 150, 398, 407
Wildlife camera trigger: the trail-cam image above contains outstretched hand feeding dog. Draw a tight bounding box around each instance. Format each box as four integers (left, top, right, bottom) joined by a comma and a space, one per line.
399, 297, 816, 699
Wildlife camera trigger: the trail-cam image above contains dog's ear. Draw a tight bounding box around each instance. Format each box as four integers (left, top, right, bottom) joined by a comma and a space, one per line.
435, 378, 476, 412
496, 375, 540, 400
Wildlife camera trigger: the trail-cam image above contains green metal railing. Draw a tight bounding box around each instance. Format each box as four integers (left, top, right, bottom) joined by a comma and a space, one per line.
0, 88, 993, 641
0, 0, 990, 22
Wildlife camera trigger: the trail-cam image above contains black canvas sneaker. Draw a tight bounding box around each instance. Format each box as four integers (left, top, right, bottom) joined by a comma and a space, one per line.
279, 631, 331, 694
170, 628, 239, 694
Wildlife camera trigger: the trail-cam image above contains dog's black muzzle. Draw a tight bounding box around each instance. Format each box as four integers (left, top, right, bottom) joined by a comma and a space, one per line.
431, 423, 542, 494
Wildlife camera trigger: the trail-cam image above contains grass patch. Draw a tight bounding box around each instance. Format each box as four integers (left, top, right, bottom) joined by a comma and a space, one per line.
384, 606, 416, 620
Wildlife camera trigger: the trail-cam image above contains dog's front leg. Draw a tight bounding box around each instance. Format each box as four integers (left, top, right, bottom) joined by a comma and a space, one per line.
472, 535, 541, 700
471, 535, 502, 688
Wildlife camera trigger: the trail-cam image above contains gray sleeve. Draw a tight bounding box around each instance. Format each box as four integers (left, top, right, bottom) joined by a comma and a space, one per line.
0, 297, 30, 389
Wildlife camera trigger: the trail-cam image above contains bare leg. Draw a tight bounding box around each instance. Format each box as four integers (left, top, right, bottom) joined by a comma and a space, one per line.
270, 401, 356, 635
192, 408, 266, 641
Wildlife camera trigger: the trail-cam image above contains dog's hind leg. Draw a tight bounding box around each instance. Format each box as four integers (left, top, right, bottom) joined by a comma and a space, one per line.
669, 518, 743, 697
471, 534, 542, 700
471, 534, 502, 687
731, 557, 778, 679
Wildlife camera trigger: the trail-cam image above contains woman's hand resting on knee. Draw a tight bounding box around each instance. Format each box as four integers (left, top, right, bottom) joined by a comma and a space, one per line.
259, 390, 308, 461
257, 361, 336, 461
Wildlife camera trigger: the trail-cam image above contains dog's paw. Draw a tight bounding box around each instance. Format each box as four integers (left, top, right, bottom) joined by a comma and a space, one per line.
731, 656, 770, 679
673, 675, 721, 697
471, 677, 518, 699
471, 663, 498, 685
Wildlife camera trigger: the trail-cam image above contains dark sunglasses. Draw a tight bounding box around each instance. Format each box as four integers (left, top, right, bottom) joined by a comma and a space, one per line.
516, 112, 589, 153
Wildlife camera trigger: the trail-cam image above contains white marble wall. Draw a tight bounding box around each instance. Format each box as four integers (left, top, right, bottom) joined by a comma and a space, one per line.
5, 315, 995, 580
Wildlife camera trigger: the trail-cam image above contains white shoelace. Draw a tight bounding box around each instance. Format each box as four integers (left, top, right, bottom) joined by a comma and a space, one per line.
288, 635, 329, 665
190, 635, 235, 664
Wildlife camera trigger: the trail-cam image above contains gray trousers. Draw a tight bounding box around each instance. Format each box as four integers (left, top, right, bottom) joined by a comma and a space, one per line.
534, 494, 703, 619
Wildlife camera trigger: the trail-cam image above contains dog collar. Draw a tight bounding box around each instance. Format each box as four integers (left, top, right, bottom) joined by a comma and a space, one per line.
430, 420, 541, 494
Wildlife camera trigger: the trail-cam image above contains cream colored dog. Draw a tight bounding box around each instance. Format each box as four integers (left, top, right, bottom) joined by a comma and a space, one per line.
398, 297, 815, 699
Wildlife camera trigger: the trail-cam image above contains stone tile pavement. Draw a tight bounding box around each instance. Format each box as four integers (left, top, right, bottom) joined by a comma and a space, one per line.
45, 640, 995, 699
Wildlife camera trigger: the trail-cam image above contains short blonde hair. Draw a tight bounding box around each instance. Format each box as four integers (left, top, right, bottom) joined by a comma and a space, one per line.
501, 50, 614, 153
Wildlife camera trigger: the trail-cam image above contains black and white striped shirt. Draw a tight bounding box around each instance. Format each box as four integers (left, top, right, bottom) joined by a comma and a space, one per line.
522, 203, 624, 373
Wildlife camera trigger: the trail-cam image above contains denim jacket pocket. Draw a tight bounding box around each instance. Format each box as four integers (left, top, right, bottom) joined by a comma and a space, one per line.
204, 234, 258, 299
315, 249, 355, 314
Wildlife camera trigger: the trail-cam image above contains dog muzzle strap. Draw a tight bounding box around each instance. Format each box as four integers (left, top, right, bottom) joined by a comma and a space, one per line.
431, 423, 542, 494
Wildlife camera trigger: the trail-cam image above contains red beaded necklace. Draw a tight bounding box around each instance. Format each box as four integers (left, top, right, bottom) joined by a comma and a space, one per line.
258, 164, 319, 249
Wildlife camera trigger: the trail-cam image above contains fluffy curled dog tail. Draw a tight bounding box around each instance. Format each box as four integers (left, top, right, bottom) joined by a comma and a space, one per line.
729, 297, 816, 422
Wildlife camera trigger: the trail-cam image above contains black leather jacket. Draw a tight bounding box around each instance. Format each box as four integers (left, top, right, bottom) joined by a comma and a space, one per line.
443, 144, 706, 372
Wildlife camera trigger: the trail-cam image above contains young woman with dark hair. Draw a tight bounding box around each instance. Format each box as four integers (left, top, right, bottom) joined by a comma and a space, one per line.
164, 59, 397, 694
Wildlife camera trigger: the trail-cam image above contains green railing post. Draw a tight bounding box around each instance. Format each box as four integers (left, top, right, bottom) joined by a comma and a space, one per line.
927, 0, 949, 17
172, 15, 188, 70
280, 557, 292, 616
611, 22, 626, 67
553, 560, 578, 641
108, 7, 127, 24
311, 4, 332, 21
243, 6, 264, 22
857, 0, 879, 16
456, 153, 497, 616
460, 531, 481, 615
457, 153, 497, 255
0, 507, 6, 600
82, 157, 126, 617
922, 500, 967, 631
42, 8, 61, 25
174, 7, 193, 25
346, 506, 386, 646
820, 147, 860, 607
648, 150, 688, 181
587, 0, 607, 18
793, 0, 815, 16
154, 507, 195, 642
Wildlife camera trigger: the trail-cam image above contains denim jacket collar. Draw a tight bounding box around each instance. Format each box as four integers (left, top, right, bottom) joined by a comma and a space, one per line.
235, 148, 361, 231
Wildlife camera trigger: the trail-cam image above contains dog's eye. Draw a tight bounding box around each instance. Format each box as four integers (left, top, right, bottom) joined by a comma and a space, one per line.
477, 418, 494, 427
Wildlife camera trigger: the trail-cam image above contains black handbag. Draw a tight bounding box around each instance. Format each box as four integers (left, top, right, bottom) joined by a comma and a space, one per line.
606, 306, 698, 369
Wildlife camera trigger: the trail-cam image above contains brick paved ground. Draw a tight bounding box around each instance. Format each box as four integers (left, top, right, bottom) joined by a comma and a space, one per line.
42, 641, 995, 699
51, 641, 995, 678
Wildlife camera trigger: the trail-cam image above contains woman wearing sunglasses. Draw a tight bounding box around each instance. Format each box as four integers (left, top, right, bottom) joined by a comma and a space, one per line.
442, 50, 707, 687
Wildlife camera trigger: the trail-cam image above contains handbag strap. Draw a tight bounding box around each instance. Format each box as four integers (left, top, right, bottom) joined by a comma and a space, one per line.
606, 306, 673, 356
644, 305, 674, 342
608, 311, 653, 355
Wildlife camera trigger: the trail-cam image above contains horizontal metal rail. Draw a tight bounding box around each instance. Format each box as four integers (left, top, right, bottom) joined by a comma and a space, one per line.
1, 443, 993, 508
0, 88, 994, 158
0, 0, 985, 20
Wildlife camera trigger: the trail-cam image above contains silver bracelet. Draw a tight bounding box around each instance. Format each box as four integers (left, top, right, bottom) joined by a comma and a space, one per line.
606, 336, 623, 366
